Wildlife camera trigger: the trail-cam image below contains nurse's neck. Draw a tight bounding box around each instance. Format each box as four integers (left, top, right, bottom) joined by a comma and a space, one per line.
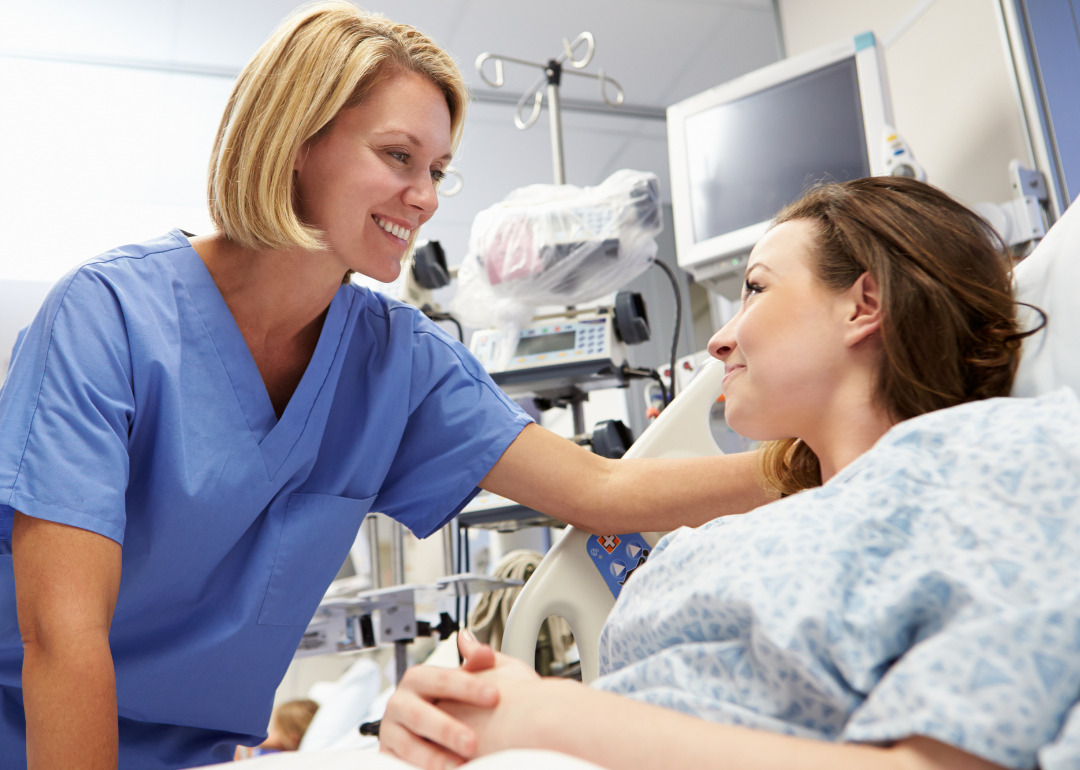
189, 232, 344, 417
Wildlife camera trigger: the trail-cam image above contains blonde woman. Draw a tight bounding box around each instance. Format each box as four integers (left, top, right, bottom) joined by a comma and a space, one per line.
0, 4, 769, 769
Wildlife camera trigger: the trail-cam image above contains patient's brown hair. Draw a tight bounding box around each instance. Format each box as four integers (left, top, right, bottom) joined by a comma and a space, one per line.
759, 176, 1042, 495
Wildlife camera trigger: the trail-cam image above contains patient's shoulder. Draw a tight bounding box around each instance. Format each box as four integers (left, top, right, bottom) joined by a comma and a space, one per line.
873, 388, 1080, 461
830, 388, 1080, 516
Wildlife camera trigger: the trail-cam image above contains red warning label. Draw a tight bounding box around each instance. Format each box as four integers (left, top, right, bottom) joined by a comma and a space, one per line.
597, 535, 621, 554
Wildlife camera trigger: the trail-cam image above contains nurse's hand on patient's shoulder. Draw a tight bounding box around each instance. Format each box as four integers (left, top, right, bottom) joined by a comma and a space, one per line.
380, 629, 503, 769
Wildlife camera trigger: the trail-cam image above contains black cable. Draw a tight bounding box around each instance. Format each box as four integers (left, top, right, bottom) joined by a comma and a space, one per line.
647, 370, 669, 408
652, 261, 683, 402
421, 307, 464, 343
621, 364, 670, 406
462, 526, 471, 625
455, 521, 463, 637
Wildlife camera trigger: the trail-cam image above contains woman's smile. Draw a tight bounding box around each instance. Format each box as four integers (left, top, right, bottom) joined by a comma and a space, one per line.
722, 363, 746, 387
372, 214, 413, 245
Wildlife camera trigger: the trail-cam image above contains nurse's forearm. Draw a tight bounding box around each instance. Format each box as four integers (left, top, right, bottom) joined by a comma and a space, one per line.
596, 451, 777, 532
22, 641, 118, 770
482, 425, 777, 534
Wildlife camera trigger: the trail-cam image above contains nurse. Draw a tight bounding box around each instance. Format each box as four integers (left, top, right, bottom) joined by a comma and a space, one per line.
0, 3, 768, 769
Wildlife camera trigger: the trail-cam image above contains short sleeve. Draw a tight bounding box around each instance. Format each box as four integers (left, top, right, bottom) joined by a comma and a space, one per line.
0, 267, 134, 545
372, 314, 532, 538
842, 605, 1080, 769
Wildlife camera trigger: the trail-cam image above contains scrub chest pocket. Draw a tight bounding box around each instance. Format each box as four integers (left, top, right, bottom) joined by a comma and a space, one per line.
258, 492, 376, 627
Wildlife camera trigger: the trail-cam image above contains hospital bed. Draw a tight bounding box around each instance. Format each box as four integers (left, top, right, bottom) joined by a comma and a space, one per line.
501, 356, 725, 682
211, 200, 1080, 768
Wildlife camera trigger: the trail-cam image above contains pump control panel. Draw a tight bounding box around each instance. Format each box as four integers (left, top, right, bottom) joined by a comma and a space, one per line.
470, 308, 628, 397
471, 315, 616, 371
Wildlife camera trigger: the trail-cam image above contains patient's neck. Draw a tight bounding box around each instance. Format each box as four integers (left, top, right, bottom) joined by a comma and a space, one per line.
803, 380, 895, 484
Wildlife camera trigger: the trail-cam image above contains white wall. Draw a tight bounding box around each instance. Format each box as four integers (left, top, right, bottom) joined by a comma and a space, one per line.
777, 0, 1031, 208
0, 280, 51, 381
0, 57, 223, 284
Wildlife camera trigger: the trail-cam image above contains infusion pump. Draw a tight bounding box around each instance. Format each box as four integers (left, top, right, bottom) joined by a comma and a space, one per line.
469, 307, 634, 398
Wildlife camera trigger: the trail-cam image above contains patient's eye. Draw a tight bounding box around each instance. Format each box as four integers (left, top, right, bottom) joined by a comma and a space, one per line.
743, 279, 764, 299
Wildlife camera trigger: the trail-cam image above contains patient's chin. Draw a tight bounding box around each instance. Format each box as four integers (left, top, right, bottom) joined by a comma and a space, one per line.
723, 407, 786, 444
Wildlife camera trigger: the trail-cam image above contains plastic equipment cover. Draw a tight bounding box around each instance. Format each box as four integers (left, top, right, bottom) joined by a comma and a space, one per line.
451, 170, 663, 358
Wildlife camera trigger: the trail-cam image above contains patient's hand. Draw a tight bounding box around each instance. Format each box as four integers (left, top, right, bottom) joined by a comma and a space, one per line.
380, 630, 506, 768
436, 654, 548, 758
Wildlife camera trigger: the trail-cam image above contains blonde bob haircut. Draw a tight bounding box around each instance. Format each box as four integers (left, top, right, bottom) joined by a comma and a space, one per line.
208, 1, 468, 252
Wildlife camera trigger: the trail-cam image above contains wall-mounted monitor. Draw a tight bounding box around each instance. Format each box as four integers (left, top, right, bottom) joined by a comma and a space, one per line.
667, 33, 894, 291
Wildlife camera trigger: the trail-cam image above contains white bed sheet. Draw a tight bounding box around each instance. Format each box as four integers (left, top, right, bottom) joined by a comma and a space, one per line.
206, 748, 604, 769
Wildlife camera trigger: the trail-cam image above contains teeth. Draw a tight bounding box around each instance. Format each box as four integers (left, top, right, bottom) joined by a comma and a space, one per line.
375, 216, 410, 241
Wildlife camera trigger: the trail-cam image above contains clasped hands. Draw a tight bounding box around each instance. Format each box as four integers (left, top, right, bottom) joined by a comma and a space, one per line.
380, 628, 552, 769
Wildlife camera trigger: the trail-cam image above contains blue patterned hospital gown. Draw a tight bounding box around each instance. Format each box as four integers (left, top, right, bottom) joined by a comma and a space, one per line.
595, 389, 1080, 770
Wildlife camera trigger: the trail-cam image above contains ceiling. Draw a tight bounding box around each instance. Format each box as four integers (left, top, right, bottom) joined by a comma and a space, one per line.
1, 0, 782, 105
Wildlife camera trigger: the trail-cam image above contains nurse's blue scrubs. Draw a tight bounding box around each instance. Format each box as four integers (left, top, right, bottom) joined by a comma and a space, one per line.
0, 231, 532, 768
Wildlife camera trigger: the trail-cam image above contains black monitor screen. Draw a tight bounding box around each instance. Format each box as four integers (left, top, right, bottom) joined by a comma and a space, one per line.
515, 331, 578, 357
685, 57, 870, 244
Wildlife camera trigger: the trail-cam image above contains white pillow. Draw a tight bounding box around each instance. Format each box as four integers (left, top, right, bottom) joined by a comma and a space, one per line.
297, 657, 382, 752
1012, 202, 1080, 397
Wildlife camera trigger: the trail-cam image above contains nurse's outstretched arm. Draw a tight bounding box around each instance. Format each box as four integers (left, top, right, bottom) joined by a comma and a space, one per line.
480, 423, 776, 533
13, 512, 122, 770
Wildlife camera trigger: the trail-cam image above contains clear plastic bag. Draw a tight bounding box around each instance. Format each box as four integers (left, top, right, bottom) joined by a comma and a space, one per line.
451, 170, 663, 344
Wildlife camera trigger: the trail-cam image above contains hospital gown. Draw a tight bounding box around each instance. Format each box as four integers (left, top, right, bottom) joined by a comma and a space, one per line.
595, 388, 1080, 770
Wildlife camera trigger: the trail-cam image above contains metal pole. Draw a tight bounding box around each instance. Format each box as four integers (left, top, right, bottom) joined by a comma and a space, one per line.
395, 640, 409, 684
390, 520, 406, 586
366, 515, 381, 589
571, 399, 586, 436
546, 60, 565, 184
441, 523, 455, 577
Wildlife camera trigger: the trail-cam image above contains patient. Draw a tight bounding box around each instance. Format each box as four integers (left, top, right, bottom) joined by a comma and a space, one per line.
380, 177, 1080, 770
235, 699, 319, 759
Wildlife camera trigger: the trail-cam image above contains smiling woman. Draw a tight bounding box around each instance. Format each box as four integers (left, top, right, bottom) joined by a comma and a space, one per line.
206, 4, 467, 256
712, 178, 1028, 494
290, 73, 452, 283
0, 4, 774, 769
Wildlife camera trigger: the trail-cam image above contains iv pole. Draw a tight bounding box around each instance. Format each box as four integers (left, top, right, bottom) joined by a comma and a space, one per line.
476, 32, 625, 185
475, 34, 627, 437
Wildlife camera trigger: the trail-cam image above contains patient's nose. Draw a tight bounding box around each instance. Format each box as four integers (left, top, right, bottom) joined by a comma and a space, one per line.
708, 319, 737, 361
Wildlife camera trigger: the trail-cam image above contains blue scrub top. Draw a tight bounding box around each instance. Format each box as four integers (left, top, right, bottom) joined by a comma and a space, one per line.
0, 231, 532, 766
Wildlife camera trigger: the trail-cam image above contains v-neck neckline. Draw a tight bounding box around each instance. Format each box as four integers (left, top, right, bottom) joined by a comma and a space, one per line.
169, 230, 351, 480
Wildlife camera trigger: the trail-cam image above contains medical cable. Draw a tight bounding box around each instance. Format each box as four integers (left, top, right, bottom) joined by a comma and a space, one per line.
652, 260, 683, 402
463, 527, 471, 621
621, 364, 669, 406
422, 307, 464, 343
455, 523, 473, 640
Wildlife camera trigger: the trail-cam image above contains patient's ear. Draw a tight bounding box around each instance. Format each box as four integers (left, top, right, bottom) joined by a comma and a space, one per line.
844, 271, 882, 348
